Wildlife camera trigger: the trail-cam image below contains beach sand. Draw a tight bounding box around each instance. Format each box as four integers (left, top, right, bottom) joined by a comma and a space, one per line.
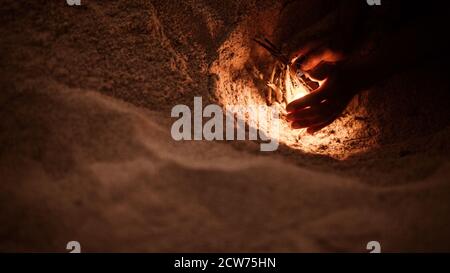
1, 0, 450, 252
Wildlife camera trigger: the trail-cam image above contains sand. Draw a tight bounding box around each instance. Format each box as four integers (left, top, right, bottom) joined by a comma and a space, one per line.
1, 0, 450, 252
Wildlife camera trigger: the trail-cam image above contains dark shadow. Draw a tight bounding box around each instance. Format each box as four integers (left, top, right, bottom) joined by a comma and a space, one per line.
227, 0, 450, 184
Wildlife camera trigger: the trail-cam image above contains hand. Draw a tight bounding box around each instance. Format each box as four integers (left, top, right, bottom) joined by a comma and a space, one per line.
280, 0, 365, 64
284, 20, 363, 134
286, 63, 360, 134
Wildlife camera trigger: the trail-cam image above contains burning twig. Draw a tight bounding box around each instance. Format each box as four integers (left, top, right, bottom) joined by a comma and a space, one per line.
253, 36, 317, 107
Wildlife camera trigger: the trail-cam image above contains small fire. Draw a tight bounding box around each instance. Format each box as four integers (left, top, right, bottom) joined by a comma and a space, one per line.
211, 33, 368, 159
253, 36, 317, 107
284, 64, 311, 103
264, 61, 319, 112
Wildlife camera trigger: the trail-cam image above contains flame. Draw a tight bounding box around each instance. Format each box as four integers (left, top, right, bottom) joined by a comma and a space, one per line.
285, 65, 310, 103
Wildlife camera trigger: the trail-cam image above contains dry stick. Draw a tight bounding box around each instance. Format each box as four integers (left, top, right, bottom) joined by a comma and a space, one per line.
277, 70, 284, 103
263, 38, 290, 64
253, 37, 290, 65
284, 65, 292, 103
254, 36, 314, 105
267, 65, 278, 105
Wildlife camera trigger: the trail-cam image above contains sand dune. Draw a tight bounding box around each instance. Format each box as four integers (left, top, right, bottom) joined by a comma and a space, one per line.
1, 0, 450, 252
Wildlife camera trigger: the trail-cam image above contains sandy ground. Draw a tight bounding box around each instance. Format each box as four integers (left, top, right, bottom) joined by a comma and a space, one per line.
1, 0, 450, 252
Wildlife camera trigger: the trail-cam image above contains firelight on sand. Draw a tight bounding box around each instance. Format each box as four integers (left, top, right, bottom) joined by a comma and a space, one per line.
211, 35, 367, 159
250, 51, 355, 157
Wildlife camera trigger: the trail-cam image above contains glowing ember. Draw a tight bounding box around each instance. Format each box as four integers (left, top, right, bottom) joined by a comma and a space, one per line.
253, 36, 316, 107
284, 64, 311, 103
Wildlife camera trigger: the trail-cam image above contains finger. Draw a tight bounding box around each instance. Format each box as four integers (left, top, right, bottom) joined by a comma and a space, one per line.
305, 103, 343, 134
286, 107, 317, 121
286, 15, 336, 61
301, 47, 344, 71
286, 91, 322, 113
289, 102, 334, 128
286, 104, 329, 121
289, 39, 323, 63
306, 62, 334, 81
286, 80, 331, 113
291, 117, 327, 129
